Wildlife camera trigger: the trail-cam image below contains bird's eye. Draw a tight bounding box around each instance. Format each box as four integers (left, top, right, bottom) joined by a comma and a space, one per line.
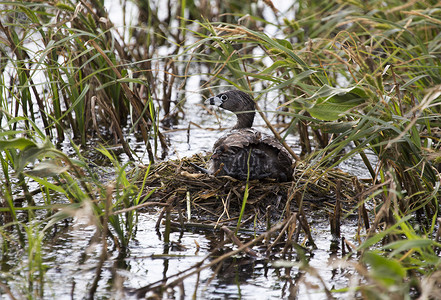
220, 94, 228, 101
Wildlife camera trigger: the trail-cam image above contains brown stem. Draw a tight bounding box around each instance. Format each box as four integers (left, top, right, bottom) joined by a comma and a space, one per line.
254, 101, 300, 162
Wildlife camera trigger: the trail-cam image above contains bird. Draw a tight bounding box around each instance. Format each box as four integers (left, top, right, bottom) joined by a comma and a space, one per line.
204, 90, 294, 182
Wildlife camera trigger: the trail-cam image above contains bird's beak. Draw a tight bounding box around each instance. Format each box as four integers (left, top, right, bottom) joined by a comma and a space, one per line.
205, 96, 222, 106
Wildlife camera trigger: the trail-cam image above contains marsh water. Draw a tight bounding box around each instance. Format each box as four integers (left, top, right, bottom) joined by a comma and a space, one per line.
41, 99, 370, 298
38, 116, 369, 298
40, 85, 368, 298
1, 1, 378, 299
40, 68, 368, 296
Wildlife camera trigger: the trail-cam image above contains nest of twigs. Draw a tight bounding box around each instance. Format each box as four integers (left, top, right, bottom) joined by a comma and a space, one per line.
135, 153, 363, 229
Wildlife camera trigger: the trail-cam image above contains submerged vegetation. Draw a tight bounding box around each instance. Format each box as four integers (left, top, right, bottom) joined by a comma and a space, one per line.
0, 0, 441, 298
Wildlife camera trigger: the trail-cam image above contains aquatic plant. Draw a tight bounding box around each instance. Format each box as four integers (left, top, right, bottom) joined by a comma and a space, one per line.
0, 1, 166, 160
1, 0, 441, 298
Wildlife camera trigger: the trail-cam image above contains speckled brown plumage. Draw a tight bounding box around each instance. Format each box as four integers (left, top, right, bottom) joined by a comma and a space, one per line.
205, 90, 294, 182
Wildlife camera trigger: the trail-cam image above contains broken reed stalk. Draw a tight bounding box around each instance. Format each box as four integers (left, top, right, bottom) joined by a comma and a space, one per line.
282, 212, 298, 256
265, 205, 272, 247
298, 117, 311, 154
216, 189, 232, 225
364, 174, 397, 247
266, 213, 297, 254
298, 214, 317, 249
354, 178, 370, 231
155, 196, 176, 230
254, 101, 300, 162
294, 192, 317, 249
222, 226, 258, 257
168, 221, 267, 234
164, 204, 172, 245
88, 184, 112, 300
330, 180, 342, 239
111, 201, 170, 215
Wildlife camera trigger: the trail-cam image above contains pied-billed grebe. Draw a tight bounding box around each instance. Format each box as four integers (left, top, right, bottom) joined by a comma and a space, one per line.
205, 90, 294, 182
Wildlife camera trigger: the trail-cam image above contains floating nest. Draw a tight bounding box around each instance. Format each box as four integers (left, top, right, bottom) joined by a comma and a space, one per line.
134, 154, 364, 229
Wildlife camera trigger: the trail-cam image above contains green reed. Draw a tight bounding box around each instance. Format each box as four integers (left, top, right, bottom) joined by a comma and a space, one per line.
0, 1, 165, 158
191, 0, 441, 211
183, 0, 441, 296
0, 0, 187, 296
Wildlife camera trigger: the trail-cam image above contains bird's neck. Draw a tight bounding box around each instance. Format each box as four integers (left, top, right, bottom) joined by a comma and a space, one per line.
233, 111, 255, 129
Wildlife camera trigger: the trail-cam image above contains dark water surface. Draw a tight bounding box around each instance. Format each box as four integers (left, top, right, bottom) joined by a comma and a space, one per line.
40, 212, 360, 299
34, 81, 368, 299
